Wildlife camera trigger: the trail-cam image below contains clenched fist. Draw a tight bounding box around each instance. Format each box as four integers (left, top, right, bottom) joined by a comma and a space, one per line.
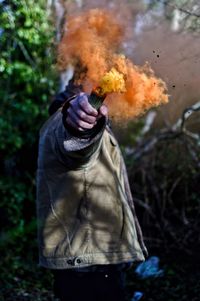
66, 93, 108, 131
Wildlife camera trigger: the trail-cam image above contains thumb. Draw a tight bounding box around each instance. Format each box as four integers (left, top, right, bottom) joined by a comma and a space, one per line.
99, 105, 108, 117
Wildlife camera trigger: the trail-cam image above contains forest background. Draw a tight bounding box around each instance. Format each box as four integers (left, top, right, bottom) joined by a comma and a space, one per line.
0, 0, 200, 300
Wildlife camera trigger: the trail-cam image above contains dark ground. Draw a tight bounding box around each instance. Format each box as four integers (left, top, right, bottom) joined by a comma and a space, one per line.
0, 247, 200, 301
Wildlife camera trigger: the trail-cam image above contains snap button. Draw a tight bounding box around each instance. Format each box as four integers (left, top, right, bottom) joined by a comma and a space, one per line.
67, 259, 73, 265
74, 257, 82, 265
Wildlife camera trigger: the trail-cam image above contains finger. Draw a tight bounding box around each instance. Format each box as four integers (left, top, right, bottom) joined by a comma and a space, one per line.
70, 93, 98, 117
74, 107, 97, 124
99, 105, 108, 117
68, 106, 96, 127
66, 116, 84, 132
68, 107, 95, 130
76, 118, 95, 130
78, 95, 98, 116
97, 105, 108, 120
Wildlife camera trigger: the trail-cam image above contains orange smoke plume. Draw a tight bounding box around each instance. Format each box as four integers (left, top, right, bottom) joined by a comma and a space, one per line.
58, 8, 168, 120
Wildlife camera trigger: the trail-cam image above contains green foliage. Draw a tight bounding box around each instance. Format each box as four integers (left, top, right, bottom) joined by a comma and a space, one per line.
0, 1, 58, 298
0, 0, 57, 156
0, 177, 28, 227
0, 0, 57, 254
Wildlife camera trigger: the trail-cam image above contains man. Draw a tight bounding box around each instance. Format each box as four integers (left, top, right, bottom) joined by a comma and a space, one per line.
36, 82, 148, 301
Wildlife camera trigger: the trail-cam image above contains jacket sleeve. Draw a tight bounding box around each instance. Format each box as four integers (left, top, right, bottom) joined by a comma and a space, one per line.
48, 109, 106, 169
45, 85, 107, 169
48, 80, 83, 116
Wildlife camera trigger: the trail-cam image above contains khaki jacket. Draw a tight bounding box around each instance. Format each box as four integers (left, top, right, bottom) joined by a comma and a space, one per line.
36, 107, 148, 269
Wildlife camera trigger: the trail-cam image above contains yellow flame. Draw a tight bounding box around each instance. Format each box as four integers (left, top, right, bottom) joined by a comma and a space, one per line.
95, 68, 126, 96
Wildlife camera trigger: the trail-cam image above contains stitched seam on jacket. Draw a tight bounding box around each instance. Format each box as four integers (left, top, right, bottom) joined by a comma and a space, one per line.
42, 168, 73, 255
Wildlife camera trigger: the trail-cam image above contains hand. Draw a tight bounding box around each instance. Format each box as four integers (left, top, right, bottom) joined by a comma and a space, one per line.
66, 93, 108, 131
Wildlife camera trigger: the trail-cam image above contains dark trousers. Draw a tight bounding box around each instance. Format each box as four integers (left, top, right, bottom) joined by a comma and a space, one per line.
53, 266, 127, 301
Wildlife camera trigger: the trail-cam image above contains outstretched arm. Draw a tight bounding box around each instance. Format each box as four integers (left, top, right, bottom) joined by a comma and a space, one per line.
42, 87, 108, 169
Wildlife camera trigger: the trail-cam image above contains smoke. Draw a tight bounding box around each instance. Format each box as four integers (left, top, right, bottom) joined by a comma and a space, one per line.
133, 20, 200, 125
57, 8, 168, 121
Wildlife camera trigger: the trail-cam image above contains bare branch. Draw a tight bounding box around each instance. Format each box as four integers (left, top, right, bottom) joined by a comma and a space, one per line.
17, 40, 37, 69
131, 100, 200, 160
161, 0, 200, 18
180, 101, 200, 130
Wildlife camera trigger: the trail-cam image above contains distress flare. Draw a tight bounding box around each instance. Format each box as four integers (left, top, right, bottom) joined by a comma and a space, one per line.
58, 8, 169, 120
94, 68, 126, 97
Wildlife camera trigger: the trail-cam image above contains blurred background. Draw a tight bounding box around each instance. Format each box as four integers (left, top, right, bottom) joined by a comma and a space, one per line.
0, 0, 199, 300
